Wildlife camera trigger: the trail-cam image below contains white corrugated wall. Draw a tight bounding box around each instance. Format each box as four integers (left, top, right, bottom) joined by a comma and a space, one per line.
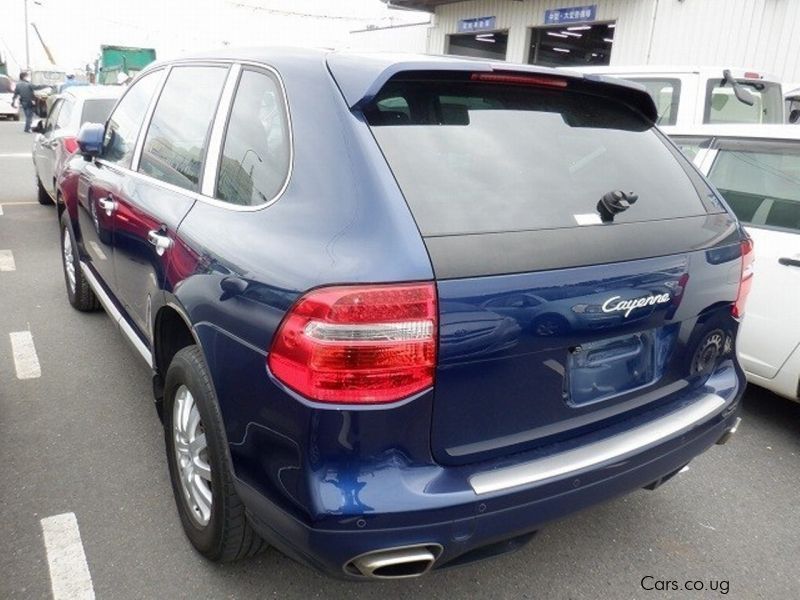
648, 0, 800, 81
347, 23, 431, 53
427, 0, 800, 81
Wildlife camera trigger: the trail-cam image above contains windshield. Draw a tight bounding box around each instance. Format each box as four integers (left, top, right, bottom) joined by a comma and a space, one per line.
704, 79, 783, 124
0, 76, 13, 94
366, 77, 711, 237
31, 71, 66, 86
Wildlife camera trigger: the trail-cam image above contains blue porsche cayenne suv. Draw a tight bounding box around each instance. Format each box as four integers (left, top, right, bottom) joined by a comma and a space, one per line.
58, 48, 751, 579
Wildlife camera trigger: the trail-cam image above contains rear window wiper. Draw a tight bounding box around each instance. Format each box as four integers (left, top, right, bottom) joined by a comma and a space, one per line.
597, 190, 638, 222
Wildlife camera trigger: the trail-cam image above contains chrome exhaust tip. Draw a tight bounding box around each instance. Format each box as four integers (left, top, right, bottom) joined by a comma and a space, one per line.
346, 544, 441, 579
716, 416, 742, 445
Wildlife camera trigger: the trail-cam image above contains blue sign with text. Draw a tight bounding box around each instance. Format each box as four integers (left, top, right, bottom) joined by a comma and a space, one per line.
457, 16, 497, 33
544, 5, 597, 25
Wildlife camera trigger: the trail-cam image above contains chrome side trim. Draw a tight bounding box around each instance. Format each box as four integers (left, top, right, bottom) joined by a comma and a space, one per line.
80, 262, 153, 368
201, 63, 242, 196
469, 393, 726, 495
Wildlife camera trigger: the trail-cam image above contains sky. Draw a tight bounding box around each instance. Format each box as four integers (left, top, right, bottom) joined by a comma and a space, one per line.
0, 0, 428, 75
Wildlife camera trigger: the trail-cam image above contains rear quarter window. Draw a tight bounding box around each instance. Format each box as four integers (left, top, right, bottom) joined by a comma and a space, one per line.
366, 76, 713, 237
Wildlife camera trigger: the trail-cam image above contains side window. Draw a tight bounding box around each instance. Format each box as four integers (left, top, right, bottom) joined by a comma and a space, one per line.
708, 142, 800, 231
103, 70, 161, 168
55, 99, 72, 129
139, 66, 228, 192
215, 69, 290, 206
44, 100, 62, 133
629, 78, 681, 126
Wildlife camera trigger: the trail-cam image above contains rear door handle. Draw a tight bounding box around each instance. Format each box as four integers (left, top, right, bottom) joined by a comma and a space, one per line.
147, 229, 173, 256
778, 256, 800, 268
97, 196, 116, 216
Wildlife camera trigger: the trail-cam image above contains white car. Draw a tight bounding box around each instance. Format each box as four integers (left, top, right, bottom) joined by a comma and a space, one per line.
32, 85, 121, 205
568, 66, 784, 127
0, 75, 20, 121
669, 125, 800, 402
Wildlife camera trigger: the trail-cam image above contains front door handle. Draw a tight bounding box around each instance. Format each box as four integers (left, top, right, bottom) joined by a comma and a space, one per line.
778, 256, 800, 268
97, 196, 116, 216
147, 229, 173, 256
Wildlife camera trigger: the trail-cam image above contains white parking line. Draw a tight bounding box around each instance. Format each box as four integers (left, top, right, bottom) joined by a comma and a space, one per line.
0, 153, 32, 158
9, 330, 41, 379
0, 249, 16, 271
41, 513, 95, 600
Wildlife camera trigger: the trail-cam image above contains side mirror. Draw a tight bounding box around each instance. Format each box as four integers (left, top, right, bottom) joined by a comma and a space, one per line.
77, 122, 105, 160
789, 109, 800, 124
32, 120, 45, 134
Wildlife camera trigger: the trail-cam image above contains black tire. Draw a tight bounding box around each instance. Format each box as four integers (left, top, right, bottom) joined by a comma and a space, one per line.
37, 177, 54, 205
13, 112, 20, 122
60, 213, 100, 311
164, 346, 265, 562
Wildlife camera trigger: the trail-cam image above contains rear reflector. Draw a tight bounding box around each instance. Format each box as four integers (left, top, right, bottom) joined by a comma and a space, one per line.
470, 72, 568, 89
732, 238, 754, 318
268, 283, 437, 404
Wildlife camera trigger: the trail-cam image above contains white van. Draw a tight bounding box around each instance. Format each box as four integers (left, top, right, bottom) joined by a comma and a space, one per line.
568, 66, 784, 127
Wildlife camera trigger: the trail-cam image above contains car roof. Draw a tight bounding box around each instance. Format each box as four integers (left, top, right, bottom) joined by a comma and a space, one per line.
144, 47, 657, 120
663, 124, 800, 140
60, 85, 123, 101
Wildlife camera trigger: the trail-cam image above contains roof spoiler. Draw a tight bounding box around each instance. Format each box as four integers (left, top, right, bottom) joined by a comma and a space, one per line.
326, 54, 658, 123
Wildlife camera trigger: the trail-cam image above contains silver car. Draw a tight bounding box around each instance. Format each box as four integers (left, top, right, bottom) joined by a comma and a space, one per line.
32, 85, 121, 205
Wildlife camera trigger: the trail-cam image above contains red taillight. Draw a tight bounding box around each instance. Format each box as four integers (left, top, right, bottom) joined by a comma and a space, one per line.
63, 137, 79, 154
267, 283, 438, 404
732, 238, 755, 318
743, 71, 762, 80
470, 72, 568, 89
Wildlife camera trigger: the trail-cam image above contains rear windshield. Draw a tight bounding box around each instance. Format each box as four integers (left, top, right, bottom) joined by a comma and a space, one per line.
704, 79, 783, 124
366, 77, 711, 236
80, 99, 117, 126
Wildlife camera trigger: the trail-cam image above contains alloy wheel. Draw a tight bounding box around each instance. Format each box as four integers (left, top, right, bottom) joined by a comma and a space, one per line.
173, 385, 213, 527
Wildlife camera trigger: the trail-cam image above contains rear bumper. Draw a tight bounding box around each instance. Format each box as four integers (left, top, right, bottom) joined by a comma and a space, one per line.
234, 373, 742, 579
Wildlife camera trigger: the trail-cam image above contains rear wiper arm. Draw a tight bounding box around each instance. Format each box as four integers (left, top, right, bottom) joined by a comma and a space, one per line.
597, 190, 638, 223
722, 69, 755, 107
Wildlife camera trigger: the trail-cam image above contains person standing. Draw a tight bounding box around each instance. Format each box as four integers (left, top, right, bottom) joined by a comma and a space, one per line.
11, 72, 37, 133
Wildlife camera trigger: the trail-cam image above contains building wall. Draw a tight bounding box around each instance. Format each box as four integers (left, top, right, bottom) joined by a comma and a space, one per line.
647, 0, 800, 82
347, 23, 431, 53
429, 0, 657, 64
427, 0, 800, 81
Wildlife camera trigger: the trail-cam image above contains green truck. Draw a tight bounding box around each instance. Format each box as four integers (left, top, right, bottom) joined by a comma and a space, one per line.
98, 45, 156, 84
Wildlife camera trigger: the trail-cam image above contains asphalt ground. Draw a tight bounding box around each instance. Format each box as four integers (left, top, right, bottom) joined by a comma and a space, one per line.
1, 120, 799, 599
